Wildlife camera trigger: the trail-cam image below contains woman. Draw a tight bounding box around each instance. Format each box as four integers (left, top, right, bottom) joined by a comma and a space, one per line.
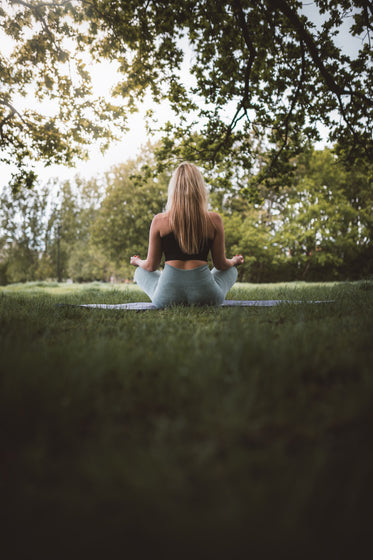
130, 162, 244, 308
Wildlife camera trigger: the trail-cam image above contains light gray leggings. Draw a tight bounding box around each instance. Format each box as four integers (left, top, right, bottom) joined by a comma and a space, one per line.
134, 264, 238, 309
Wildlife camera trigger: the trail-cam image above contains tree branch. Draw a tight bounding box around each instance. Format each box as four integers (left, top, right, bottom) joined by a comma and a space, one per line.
231, 0, 257, 61
0, 100, 29, 127
265, 39, 307, 176
269, 0, 373, 106
10, 0, 71, 8
10, 0, 69, 59
366, 0, 373, 19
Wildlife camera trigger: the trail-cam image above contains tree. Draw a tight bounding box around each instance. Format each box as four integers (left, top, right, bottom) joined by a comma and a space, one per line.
0, 183, 51, 282
262, 147, 373, 280
214, 146, 373, 281
0, 173, 108, 282
2, 1, 372, 189
91, 148, 169, 270
1, 0, 127, 191
47, 176, 115, 281
61, 176, 119, 282
0, 143, 169, 283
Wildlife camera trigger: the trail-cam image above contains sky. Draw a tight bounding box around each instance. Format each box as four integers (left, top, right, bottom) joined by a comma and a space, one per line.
0, 1, 363, 190
0, 56, 173, 188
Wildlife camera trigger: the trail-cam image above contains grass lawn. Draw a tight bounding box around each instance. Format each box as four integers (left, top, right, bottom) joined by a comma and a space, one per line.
1, 280, 373, 559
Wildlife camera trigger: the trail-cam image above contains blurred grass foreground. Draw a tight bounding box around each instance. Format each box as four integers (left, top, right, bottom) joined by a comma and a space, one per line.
1, 280, 373, 559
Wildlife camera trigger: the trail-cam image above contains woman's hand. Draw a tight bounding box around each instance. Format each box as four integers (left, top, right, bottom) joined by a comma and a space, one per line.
231, 254, 244, 266
130, 255, 142, 267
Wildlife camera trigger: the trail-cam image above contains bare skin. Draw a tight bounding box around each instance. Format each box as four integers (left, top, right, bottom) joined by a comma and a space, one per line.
130, 211, 244, 272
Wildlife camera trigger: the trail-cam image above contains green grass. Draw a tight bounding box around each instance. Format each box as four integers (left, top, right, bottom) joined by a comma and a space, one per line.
1, 281, 373, 559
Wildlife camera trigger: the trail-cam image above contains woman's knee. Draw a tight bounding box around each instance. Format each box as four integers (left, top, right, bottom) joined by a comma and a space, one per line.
134, 267, 141, 283
212, 265, 237, 282
134, 267, 161, 299
211, 266, 237, 295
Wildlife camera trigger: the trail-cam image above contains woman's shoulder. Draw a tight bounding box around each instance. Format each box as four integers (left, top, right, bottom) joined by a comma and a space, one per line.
152, 212, 170, 223
208, 211, 223, 227
206, 212, 223, 240
152, 212, 171, 236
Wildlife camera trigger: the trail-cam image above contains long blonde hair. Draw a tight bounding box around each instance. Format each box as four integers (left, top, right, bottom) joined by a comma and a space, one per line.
166, 162, 210, 254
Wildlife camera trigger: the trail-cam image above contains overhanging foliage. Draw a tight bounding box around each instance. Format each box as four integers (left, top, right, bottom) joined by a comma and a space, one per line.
1, 1, 372, 189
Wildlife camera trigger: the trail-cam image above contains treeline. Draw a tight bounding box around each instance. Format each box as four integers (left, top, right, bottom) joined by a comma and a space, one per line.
1, 145, 372, 284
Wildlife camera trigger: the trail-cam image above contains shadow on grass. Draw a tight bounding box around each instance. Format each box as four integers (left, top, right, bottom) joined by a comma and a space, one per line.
0, 281, 372, 558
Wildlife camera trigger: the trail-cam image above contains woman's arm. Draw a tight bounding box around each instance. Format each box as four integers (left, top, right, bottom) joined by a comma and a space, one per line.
130, 215, 162, 271
210, 212, 244, 270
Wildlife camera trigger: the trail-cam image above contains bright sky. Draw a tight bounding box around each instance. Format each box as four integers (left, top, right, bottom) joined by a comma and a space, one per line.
0, 21, 192, 188
0, 2, 363, 190
0, 55, 175, 187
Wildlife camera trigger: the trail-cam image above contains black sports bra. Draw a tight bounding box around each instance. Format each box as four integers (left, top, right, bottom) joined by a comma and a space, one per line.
161, 231, 213, 262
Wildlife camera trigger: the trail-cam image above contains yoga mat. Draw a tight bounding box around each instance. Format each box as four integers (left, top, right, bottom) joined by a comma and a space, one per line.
63, 300, 333, 310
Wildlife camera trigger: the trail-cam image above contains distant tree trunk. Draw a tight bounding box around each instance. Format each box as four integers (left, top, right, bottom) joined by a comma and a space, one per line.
257, 261, 264, 283
302, 259, 311, 279
57, 225, 62, 282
